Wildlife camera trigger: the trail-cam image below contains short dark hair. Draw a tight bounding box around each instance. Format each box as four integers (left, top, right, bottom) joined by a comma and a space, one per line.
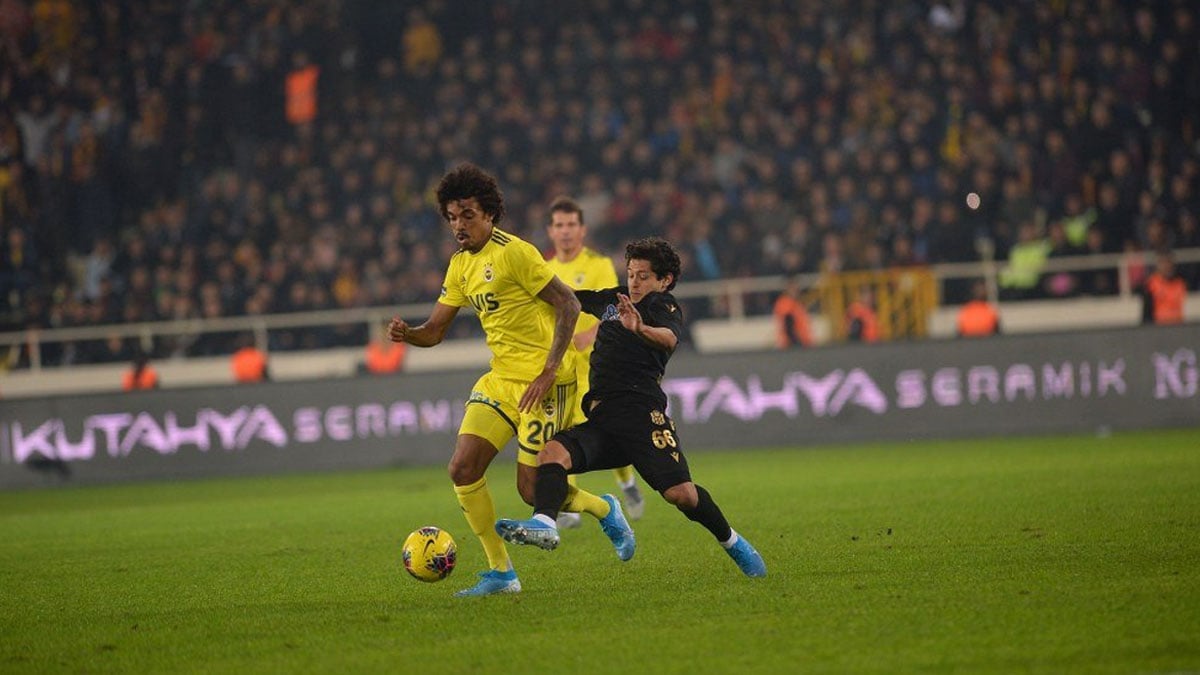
549, 195, 584, 224
625, 237, 682, 291
436, 163, 505, 224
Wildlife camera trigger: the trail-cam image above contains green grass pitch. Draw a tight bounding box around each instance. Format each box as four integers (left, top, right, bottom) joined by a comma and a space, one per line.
1, 428, 1198, 673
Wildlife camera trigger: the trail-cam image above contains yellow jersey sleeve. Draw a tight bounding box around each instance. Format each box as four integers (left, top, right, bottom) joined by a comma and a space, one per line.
507, 236, 557, 298
439, 251, 469, 308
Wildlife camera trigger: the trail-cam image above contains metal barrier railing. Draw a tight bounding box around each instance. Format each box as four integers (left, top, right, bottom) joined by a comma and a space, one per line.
3, 247, 1198, 371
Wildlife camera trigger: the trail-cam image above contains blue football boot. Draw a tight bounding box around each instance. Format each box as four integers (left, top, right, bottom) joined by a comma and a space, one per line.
495, 517, 560, 550
454, 568, 522, 597
598, 494, 636, 561
726, 534, 767, 578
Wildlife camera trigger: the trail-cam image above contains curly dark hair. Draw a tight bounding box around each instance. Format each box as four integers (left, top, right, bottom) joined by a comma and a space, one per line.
436, 163, 505, 224
625, 237, 682, 291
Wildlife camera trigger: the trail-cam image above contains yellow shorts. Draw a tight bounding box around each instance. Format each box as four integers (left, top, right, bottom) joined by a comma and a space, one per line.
460, 372, 579, 467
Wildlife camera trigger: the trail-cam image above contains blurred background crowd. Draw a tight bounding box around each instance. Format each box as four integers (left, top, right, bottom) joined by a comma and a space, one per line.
0, 0, 1198, 365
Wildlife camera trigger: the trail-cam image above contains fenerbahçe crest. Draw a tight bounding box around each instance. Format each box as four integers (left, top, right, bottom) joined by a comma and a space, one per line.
650, 410, 666, 425
483, 262, 494, 282
542, 397, 556, 416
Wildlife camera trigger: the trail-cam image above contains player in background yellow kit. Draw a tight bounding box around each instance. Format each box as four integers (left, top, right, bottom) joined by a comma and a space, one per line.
545, 196, 646, 527
389, 166, 634, 597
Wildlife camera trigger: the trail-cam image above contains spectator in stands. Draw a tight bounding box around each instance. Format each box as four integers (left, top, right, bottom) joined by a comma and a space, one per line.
363, 323, 406, 375
1141, 252, 1186, 325
1, 0, 1199, 367
1043, 221, 1085, 298
0, 226, 37, 313
1079, 227, 1116, 296
999, 222, 1050, 300
94, 332, 135, 364
121, 352, 159, 391
772, 277, 813, 349
956, 281, 1002, 338
1175, 211, 1200, 287
1060, 192, 1099, 249
401, 8, 442, 76
285, 51, 320, 128
231, 334, 270, 383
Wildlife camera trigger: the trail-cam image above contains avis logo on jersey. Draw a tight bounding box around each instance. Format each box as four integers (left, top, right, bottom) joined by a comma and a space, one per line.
468, 292, 499, 312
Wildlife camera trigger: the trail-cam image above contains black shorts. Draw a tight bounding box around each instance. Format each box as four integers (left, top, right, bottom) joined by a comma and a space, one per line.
553, 394, 692, 493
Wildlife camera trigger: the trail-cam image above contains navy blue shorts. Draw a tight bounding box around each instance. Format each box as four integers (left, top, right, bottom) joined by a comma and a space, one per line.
553, 394, 692, 492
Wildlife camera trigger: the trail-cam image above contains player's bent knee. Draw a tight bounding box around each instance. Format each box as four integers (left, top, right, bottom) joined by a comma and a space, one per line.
662, 482, 698, 509
447, 453, 488, 485
447, 436, 497, 485
538, 440, 572, 470
447, 459, 483, 486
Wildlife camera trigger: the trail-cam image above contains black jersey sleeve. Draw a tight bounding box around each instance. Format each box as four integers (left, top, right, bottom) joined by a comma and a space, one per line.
641, 292, 684, 340
576, 287, 620, 318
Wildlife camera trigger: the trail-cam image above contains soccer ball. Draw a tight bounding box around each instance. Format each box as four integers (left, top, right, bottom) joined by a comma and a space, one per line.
401, 526, 457, 582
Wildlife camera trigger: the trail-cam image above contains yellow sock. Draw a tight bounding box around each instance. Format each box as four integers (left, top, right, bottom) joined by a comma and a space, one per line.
562, 484, 610, 519
568, 474, 579, 489
453, 477, 510, 572
612, 465, 634, 486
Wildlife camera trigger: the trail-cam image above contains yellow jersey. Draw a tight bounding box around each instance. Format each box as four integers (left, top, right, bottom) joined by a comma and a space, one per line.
439, 228, 574, 383
546, 246, 619, 342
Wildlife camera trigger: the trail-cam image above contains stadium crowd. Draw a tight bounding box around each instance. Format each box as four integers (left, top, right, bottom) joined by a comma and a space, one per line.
0, 0, 1198, 365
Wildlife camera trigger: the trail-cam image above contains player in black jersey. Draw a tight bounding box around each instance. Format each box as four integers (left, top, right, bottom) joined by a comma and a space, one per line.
496, 237, 767, 578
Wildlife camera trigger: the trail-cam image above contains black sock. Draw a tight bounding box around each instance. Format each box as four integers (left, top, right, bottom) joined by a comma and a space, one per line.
534, 463, 569, 521
679, 484, 733, 542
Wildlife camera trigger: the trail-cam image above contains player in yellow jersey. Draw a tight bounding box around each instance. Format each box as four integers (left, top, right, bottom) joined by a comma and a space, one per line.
388, 164, 634, 597
544, 196, 646, 528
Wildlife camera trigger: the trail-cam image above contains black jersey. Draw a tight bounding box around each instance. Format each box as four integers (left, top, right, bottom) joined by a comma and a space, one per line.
575, 287, 684, 409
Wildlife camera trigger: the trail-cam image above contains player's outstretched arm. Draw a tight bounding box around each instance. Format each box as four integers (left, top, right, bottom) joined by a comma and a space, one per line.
519, 277, 581, 412
389, 302, 460, 347
617, 293, 677, 352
